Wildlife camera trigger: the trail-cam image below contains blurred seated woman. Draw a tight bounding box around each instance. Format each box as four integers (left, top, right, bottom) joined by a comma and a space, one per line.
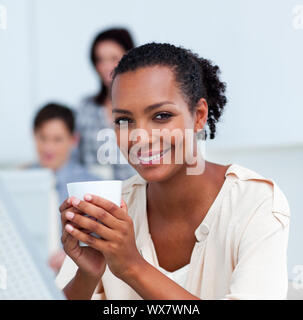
75, 28, 136, 180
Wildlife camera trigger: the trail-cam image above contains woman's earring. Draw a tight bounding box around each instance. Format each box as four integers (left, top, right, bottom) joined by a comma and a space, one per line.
197, 128, 206, 141
186, 128, 206, 175
197, 128, 206, 159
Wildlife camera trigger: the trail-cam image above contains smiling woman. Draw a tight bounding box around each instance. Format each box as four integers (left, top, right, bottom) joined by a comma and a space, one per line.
58, 43, 290, 300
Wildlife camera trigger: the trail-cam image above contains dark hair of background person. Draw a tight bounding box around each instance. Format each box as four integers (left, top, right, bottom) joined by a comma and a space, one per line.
33, 103, 75, 134
113, 42, 227, 140
90, 28, 135, 106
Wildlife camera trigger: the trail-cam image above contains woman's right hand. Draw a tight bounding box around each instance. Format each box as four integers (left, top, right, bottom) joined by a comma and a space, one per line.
60, 197, 107, 280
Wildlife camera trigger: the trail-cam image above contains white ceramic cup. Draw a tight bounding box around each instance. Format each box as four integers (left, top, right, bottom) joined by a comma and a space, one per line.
66, 180, 122, 246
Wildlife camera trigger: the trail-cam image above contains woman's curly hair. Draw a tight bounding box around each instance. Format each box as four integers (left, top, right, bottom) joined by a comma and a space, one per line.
112, 42, 227, 139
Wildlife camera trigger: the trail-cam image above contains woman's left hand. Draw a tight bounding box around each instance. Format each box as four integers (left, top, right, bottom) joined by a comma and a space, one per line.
64, 194, 143, 280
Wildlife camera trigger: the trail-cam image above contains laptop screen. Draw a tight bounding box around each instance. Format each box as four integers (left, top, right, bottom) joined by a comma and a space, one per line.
0, 180, 65, 300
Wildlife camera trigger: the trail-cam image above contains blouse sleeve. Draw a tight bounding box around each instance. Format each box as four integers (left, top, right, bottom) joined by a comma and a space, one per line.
56, 255, 105, 300
224, 195, 290, 300
91, 280, 106, 300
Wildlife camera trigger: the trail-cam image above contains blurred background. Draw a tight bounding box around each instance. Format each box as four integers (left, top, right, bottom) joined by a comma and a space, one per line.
0, 0, 302, 297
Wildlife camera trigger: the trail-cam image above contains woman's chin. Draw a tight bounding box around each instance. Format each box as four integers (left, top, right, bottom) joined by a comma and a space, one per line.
134, 164, 181, 183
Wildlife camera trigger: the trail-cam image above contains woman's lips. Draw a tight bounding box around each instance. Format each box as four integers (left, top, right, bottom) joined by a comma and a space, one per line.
135, 147, 172, 165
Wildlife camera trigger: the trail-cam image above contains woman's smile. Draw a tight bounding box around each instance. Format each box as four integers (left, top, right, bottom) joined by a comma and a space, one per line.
137, 147, 172, 165
128, 146, 173, 166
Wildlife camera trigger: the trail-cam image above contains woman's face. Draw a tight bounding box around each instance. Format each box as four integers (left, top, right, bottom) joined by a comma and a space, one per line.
111, 66, 207, 182
94, 40, 126, 88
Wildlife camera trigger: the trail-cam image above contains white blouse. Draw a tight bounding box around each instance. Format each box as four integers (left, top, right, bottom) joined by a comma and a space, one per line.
56, 163, 290, 300
158, 264, 190, 289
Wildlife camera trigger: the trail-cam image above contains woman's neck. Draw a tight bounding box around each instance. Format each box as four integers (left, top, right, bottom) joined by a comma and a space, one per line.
146, 161, 229, 222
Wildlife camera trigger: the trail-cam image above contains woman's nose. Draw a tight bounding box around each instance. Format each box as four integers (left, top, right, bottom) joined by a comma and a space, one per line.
129, 127, 159, 150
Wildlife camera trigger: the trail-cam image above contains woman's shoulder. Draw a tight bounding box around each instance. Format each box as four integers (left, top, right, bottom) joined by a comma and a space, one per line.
122, 174, 146, 196
225, 163, 290, 226
77, 96, 101, 113
121, 174, 146, 216
75, 96, 104, 129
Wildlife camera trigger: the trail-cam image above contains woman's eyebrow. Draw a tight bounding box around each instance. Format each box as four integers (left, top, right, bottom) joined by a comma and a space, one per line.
143, 101, 175, 113
112, 108, 132, 115
112, 101, 175, 115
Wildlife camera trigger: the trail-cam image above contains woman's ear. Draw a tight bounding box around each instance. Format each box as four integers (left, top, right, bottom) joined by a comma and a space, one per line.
194, 98, 208, 132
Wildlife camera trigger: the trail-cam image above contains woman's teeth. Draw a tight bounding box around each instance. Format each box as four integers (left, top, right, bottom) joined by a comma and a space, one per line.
139, 153, 162, 162
138, 148, 170, 163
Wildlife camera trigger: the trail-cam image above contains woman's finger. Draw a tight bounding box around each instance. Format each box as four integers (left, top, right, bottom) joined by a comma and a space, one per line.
61, 207, 85, 228
65, 223, 107, 252
59, 197, 72, 213
120, 199, 127, 210
74, 194, 127, 220
70, 197, 121, 229
84, 194, 127, 220
62, 229, 79, 254
61, 229, 69, 244
65, 211, 115, 241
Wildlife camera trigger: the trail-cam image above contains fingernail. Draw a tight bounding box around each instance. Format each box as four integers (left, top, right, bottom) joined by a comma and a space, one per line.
72, 197, 80, 206
65, 224, 74, 232
67, 198, 71, 204
84, 194, 92, 201
65, 211, 74, 220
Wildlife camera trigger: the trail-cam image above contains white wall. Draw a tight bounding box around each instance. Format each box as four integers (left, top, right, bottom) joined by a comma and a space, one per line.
0, 0, 303, 280
0, 0, 34, 165
1, 0, 303, 165
32, 0, 303, 149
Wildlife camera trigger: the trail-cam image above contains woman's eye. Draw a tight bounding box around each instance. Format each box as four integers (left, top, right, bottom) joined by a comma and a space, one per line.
114, 118, 133, 126
154, 113, 173, 121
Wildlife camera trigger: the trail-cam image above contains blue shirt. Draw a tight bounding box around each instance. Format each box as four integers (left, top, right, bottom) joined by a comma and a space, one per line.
54, 159, 99, 204
30, 160, 99, 205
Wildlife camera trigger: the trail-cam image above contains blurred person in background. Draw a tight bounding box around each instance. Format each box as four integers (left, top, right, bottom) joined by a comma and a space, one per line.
75, 27, 136, 180
32, 103, 98, 273
33, 103, 98, 204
